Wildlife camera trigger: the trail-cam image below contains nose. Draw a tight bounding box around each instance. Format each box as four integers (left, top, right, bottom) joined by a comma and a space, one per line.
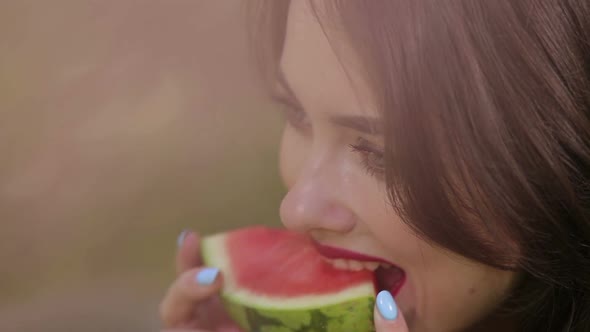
279, 157, 356, 234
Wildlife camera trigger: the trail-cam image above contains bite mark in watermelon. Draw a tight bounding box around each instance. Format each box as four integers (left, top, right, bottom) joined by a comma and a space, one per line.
202, 226, 379, 332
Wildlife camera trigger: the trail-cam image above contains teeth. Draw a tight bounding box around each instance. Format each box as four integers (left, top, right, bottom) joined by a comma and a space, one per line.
332, 259, 348, 270
379, 262, 393, 269
363, 262, 380, 271
324, 258, 384, 272
348, 260, 363, 271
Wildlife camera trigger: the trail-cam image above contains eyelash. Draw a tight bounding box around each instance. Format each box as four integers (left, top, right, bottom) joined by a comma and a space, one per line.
274, 96, 385, 179
349, 138, 386, 178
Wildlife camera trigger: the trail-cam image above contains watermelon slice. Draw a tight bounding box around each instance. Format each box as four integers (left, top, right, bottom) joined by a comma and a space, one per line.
201, 226, 378, 332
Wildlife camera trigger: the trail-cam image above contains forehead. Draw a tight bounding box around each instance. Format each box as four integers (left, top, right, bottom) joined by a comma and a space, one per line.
280, 1, 376, 116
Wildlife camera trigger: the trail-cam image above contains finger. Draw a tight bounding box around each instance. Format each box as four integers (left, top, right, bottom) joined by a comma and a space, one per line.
374, 290, 409, 332
160, 266, 223, 328
176, 230, 202, 275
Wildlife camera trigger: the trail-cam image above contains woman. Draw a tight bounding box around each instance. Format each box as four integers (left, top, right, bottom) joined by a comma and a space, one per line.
159, 1, 590, 331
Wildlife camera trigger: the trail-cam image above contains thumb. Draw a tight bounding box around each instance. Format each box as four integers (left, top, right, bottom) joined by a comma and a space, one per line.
374, 290, 409, 332
176, 230, 202, 275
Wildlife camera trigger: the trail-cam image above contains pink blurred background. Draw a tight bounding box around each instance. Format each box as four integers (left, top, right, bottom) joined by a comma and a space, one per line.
0, 1, 284, 331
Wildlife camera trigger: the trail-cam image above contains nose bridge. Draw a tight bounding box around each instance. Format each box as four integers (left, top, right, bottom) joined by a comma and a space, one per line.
280, 147, 356, 233
298, 147, 331, 188
283, 152, 328, 219
292, 142, 339, 202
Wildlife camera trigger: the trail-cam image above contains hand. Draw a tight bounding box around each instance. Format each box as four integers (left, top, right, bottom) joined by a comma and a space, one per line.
160, 230, 406, 332
374, 290, 409, 332
159, 230, 243, 332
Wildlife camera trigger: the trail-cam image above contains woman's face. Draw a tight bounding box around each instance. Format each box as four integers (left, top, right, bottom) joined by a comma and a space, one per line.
276, 2, 518, 331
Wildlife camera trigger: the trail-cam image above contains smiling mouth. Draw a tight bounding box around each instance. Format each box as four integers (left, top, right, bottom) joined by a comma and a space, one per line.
311, 241, 406, 295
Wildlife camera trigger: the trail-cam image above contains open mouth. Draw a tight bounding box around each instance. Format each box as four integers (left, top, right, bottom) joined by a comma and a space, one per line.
312, 241, 406, 295
374, 264, 405, 295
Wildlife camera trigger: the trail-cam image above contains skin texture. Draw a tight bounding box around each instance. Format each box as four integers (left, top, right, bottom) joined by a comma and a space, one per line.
160, 2, 520, 332
276, 2, 518, 331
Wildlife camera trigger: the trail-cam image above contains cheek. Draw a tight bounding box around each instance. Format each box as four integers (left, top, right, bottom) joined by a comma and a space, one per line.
400, 240, 519, 331
279, 128, 308, 188
421, 265, 517, 331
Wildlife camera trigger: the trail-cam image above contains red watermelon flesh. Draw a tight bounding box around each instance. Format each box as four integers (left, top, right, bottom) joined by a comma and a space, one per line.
202, 226, 399, 331
225, 227, 376, 297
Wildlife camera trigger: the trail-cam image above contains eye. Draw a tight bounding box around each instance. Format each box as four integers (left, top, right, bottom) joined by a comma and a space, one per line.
272, 94, 312, 134
282, 104, 311, 132
349, 137, 385, 179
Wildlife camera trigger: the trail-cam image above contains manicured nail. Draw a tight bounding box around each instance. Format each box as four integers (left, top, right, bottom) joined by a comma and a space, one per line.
177, 230, 188, 248
377, 290, 398, 320
196, 267, 219, 285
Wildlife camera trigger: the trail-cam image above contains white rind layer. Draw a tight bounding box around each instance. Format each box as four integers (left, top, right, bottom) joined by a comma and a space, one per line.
202, 233, 375, 310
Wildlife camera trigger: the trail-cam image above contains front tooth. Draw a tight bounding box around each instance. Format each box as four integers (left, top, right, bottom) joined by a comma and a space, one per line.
380, 262, 393, 269
333, 259, 348, 270
363, 262, 379, 271
348, 260, 363, 271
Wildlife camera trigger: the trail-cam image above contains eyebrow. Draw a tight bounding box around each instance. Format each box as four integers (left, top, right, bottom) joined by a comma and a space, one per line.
275, 67, 383, 135
331, 114, 383, 135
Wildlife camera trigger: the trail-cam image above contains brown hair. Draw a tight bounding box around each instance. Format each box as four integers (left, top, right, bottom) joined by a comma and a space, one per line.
248, 1, 590, 331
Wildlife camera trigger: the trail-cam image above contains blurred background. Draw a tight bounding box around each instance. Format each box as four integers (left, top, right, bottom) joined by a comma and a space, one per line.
0, 1, 284, 331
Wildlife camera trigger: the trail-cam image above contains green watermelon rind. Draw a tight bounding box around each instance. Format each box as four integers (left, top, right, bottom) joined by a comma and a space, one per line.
219, 294, 375, 332
201, 231, 377, 332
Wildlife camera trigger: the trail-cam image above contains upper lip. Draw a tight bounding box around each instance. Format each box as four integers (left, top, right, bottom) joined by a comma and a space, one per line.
311, 239, 397, 266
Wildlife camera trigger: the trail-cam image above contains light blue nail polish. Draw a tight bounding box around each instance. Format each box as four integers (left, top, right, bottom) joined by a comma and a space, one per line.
177, 230, 188, 248
196, 267, 219, 285
377, 290, 398, 320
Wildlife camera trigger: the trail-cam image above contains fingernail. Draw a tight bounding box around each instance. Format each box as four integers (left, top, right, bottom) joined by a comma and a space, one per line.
177, 230, 188, 248
377, 290, 398, 320
196, 267, 219, 285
